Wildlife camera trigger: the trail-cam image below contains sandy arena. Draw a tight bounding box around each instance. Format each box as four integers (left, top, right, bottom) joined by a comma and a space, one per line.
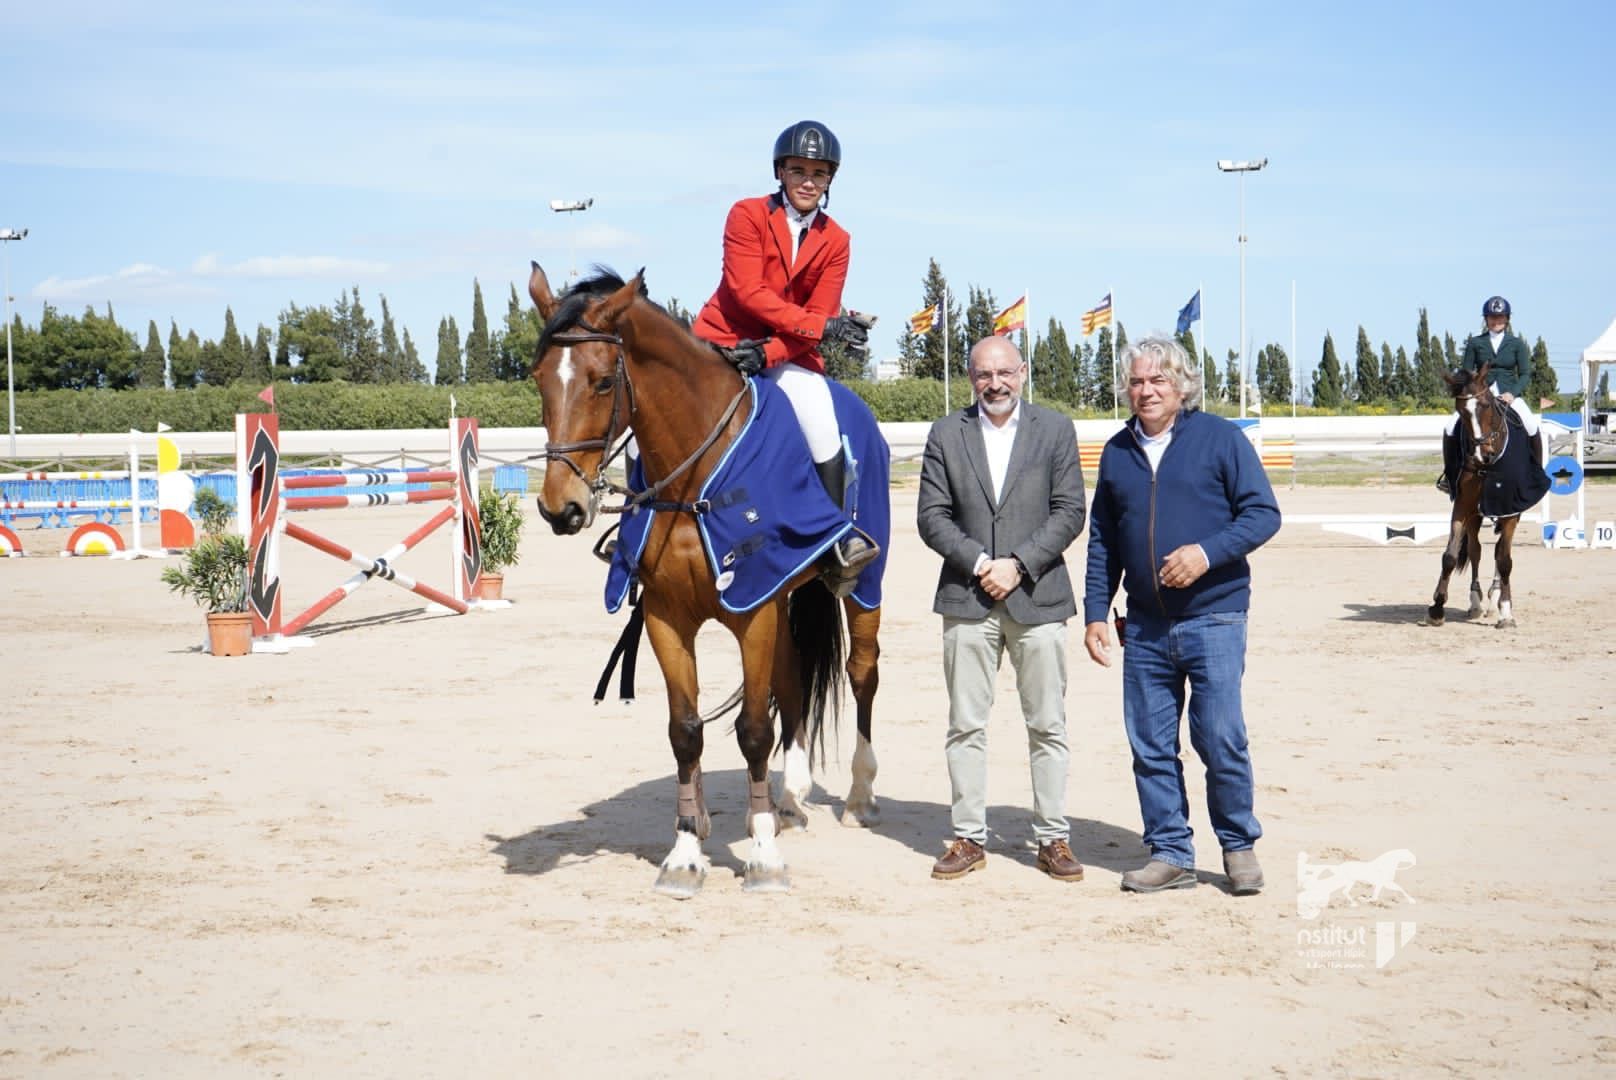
3, 481, 1614, 1077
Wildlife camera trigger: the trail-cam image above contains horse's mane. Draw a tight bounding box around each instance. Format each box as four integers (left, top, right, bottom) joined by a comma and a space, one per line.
536, 266, 701, 360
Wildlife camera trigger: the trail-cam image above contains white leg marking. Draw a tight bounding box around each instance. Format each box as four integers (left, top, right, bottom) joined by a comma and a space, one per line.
841, 733, 881, 828
777, 742, 814, 829
654, 829, 709, 899
556, 346, 574, 390
743, 811, 790, 893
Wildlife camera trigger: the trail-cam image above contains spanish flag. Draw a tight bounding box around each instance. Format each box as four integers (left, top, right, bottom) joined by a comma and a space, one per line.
1081, 293, 1113, 336
993, 295, 1028, 336
908, 303, 940, 335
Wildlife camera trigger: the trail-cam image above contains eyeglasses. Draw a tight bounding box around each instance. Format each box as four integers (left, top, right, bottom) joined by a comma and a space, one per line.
970, 367, 1024, 384
783, 166, 833, 187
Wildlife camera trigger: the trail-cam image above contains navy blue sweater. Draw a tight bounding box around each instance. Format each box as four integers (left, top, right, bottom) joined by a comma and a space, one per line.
1083, 409, 1281, 624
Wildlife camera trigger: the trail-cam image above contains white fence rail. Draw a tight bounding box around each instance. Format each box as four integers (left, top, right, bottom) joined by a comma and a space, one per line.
4, 414, 1599, 470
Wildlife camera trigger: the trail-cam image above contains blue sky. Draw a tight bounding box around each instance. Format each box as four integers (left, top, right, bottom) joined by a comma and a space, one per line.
5, 1, 1613, 395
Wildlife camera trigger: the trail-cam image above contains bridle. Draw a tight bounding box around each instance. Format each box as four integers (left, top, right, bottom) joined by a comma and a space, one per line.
540, 320, 749, 516
1453, 386, 1508, 471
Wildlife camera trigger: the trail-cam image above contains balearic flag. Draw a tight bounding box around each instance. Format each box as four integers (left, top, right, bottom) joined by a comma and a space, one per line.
909, 304, 940, 335
1176, 290, 1201, 335
1081, 293, 1113, 336
992, 295, 1028, 336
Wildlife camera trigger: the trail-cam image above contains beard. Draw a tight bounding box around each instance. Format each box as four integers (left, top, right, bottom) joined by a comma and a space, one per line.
979, 391, 1018, 418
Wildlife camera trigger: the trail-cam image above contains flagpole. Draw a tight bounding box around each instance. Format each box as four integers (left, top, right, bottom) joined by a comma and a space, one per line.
1025, 287, 1033, 398
942, 291, 950, 414
1111, 284, 1118, 420
1290, 279, 1297, 423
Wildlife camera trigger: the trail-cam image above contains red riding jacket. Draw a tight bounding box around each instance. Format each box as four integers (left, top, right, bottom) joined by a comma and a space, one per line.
691, 193, 850, 373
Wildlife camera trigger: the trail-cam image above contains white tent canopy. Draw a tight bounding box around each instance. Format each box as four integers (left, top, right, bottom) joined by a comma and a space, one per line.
1582, 316, 1616, 432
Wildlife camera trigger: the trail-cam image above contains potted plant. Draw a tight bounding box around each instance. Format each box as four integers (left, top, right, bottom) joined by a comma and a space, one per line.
160, 487, 252, 656
476, 488, 526, 601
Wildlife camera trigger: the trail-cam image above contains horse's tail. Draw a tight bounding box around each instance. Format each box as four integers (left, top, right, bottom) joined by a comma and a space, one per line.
788, 581, 845, 768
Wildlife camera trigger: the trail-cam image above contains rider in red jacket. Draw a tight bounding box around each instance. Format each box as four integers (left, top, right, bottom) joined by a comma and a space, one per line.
693, 121, 878, 596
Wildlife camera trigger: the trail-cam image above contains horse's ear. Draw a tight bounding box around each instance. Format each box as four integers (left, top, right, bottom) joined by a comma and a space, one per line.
595, 269, 644, 328
528, 262, 559, 320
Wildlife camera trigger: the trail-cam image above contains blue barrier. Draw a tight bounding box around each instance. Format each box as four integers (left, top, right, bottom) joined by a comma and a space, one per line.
492, 465, 530, 496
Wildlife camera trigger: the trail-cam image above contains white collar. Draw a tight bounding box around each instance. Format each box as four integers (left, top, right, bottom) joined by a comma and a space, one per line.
783, 200, 818, 232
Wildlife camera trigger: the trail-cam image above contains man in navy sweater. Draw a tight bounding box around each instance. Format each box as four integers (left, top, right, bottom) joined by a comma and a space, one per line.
1083, 336, 1281, 895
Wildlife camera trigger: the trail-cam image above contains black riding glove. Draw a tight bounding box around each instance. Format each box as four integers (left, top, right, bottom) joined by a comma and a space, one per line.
823, 315, 870, 354
719, 339, 768, 376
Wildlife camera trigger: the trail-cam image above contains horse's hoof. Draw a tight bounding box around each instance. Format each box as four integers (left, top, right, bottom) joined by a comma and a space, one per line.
742, 864, 791, 894
840, 798, 880, 828
1422, 612, 1445, 627
654, 864, 706, 899
1495, 617, 1517, 630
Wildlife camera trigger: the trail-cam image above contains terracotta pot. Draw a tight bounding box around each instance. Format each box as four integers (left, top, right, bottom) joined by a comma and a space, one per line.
475, 572, 505, 601
206, 611, 253, 657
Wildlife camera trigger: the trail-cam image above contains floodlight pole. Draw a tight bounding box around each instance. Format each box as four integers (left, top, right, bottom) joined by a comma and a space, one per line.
1217, 159, 1267, 418
1, 227, 28, 458
548, 198, 595, 283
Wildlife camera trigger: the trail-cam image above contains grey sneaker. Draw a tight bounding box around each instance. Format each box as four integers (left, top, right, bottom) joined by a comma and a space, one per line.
1120, 859, 1197, 893
1223, 848, 1264, 895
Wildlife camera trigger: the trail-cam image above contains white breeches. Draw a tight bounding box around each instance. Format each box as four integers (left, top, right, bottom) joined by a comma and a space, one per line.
764, 363, 841, 463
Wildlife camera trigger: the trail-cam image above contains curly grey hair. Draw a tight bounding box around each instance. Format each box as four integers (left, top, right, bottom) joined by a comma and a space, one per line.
1117, 335, 1203, 411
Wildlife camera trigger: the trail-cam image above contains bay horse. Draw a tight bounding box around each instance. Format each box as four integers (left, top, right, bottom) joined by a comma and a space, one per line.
527, 263, 882, 898
1426, 364, 1522, 629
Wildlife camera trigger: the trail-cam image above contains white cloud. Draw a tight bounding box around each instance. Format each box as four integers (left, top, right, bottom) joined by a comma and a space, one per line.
190, 254, 391, 278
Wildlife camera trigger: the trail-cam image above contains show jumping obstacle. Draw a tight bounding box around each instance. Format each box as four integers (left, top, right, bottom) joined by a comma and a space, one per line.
0, 428, 195, 557
237, 412, 484, 649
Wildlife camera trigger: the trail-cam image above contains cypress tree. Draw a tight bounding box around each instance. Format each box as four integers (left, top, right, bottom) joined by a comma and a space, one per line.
140, 320, 166, 389
464, 280, 493, 382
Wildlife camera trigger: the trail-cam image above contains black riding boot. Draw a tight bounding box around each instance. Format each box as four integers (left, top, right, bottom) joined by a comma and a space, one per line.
814, 456, 880, 599
1531, 429, 1544, 469
1436, 431, 1459, 497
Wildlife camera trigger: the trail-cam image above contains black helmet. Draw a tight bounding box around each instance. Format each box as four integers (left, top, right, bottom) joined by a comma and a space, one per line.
1483, 295, 1511, 319
773, 121, 841, 176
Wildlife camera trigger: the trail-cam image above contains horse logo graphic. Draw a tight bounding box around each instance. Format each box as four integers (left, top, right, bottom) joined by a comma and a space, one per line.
1295, 849, 1416, 920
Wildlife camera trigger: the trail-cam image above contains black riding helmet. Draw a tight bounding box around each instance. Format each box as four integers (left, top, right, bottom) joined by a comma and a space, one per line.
773, 121, 841, 177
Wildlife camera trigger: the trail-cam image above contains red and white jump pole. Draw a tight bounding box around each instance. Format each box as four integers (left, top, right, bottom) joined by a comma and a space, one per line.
237, 412, 484, 649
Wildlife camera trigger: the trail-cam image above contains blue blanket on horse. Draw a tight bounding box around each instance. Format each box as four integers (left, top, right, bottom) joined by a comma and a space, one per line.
1479, 419, 1550, 519
605, 376, 889, 614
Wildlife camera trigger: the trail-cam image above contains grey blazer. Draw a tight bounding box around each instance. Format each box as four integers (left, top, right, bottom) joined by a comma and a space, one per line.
916, 400, 1087, 625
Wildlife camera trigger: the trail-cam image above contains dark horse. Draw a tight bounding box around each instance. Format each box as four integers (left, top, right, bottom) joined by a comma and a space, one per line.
1426, 363, 1524, 629
527, 263, 882, 898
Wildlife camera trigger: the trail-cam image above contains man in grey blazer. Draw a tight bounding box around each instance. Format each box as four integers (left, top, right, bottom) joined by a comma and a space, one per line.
917, 335, 1088, 882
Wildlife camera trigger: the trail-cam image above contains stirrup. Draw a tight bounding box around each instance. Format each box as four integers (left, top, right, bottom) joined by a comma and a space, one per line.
818, 531, 880, 599
592, 525, 620, 565
1434, 473, 1451, 495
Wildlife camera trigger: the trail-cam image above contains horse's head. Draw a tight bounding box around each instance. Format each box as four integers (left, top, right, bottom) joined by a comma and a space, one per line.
528, 262, 646, 534
1444, 363, 1506, 467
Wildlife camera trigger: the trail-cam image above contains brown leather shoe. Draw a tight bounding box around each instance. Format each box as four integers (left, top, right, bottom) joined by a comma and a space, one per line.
1120, 859, 1197, 893
1037, 839, 1085, 882
931, 837, 985, 880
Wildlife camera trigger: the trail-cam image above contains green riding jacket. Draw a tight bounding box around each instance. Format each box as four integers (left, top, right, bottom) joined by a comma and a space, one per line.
1462, 330, 1531, 398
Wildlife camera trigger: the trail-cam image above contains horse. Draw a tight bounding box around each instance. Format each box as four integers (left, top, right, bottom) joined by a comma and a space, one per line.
527, 263, 882, 899
1426, 363, 1524, 629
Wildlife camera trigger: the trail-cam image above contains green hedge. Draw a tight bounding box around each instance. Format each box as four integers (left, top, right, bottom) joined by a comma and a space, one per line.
13, 382, 542, 433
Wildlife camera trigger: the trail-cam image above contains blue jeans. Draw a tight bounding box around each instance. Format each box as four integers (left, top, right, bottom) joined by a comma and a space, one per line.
1121, 609, 1261, 868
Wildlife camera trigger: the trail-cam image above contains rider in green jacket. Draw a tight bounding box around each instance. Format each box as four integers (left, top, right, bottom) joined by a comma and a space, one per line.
1437, 295, 1543, 494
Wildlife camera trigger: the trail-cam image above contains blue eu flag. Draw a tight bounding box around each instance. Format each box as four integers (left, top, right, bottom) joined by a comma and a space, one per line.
1176, 290, 1201, 335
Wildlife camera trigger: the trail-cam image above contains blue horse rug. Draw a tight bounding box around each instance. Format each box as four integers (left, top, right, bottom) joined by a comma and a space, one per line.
605, 376, 889, 614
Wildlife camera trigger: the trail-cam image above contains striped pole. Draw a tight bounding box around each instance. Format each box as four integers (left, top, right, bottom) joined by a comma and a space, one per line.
279, 506, 465, 636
